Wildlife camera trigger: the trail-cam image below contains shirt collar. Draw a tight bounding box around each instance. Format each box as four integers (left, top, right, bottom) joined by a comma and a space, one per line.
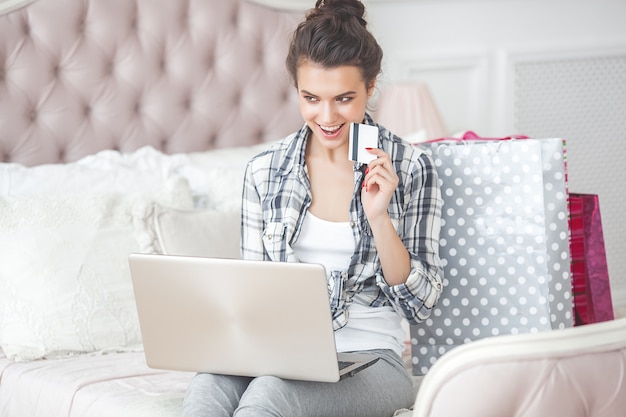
275, 123, 309, 176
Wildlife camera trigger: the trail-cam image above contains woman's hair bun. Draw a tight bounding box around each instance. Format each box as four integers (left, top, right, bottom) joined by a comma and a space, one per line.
286, 0, 382, 87
309, 0, 367, 27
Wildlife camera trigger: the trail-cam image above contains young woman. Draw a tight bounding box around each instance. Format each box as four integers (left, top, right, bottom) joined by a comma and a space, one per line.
182, 1, 443, 415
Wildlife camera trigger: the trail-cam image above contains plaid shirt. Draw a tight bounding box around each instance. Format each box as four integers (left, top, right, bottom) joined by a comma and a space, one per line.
241, 114, 443, 330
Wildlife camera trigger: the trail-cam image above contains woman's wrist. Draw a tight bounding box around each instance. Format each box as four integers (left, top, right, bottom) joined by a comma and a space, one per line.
366, 211, 392, 232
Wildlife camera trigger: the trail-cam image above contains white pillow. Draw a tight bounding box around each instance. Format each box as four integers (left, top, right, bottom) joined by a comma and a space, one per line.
177, 142, 273, 210
154, 205, 241, 259
0, 178, 193, 361
0, 144, 274, 208
0, 146, 185, 196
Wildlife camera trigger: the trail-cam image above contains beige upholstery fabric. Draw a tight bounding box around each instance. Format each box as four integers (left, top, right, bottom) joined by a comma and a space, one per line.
0, 0, 303, 165
411, 317, 626, 417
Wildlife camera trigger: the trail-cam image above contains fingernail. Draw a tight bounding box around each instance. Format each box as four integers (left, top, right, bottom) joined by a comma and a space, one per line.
365, 167, 369, 174
365, 147, 373, 150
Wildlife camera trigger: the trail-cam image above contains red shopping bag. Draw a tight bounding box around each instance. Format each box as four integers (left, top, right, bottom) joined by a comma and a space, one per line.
569, 193, 614, 325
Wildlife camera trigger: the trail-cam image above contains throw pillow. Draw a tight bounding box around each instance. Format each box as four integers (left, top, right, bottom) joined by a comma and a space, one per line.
153, 205, 241, 259
0, 178, 193, 361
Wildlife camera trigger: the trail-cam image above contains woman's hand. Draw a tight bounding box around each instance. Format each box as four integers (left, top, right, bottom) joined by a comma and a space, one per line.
361, 147, 398, 223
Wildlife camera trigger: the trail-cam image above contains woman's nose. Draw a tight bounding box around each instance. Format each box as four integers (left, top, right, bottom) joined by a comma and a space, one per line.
319, 101, 336, 122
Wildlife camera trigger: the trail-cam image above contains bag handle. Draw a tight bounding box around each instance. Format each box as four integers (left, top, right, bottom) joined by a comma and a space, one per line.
426, 131, 529, 143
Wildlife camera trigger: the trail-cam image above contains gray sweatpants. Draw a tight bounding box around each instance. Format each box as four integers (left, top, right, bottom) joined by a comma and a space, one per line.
181, 349, 414, 417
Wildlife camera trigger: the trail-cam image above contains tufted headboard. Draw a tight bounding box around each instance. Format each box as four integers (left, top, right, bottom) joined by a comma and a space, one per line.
0, 0, 304, 166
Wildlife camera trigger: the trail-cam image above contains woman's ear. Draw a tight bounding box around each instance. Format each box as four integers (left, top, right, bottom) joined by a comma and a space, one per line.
367, 81, 376, 97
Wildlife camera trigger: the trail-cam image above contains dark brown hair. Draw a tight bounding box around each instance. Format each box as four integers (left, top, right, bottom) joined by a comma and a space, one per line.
286, 0, 383, 88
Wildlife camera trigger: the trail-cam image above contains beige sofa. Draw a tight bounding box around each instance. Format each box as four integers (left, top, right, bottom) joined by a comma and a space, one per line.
1, 1, 624, 416
404, 315, 626, 417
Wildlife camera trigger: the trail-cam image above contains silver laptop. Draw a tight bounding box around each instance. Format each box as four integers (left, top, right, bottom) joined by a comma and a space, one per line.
128, 253, 379, 382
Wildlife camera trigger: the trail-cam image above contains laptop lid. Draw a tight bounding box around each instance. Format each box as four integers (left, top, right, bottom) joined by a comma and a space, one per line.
128, 253, 378, 383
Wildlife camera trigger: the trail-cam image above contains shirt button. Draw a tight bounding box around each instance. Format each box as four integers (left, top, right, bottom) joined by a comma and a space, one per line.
349, 221, 356, 228
267, 234, 273, 240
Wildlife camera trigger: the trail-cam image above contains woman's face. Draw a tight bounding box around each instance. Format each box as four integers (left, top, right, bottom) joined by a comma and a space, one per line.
296, 62, 373, 152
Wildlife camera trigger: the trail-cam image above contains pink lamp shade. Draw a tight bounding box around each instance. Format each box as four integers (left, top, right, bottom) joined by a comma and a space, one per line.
375, 82, 448, 143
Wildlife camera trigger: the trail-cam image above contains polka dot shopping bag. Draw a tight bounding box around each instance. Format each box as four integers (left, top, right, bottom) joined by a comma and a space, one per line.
411, 134, 573, 376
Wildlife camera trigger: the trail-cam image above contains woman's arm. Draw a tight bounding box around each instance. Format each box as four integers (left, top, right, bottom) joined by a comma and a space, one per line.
240, 160, 265, 261
364, 147, 444, 323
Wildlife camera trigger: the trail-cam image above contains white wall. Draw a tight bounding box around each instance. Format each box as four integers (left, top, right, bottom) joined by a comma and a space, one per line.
366, 0, 626, 315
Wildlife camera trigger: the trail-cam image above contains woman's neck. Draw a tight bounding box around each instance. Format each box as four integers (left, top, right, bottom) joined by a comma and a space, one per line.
305, 138, 355, 222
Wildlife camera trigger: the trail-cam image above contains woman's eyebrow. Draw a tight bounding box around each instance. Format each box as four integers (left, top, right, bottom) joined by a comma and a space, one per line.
299, 90, 357, 97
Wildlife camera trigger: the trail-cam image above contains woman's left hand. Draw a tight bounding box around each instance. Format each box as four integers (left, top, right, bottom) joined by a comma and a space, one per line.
361, 147, 398, 222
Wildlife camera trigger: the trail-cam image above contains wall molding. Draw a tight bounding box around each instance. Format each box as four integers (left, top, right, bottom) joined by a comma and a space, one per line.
390, 49, 491, 134
391, 40, 626, 136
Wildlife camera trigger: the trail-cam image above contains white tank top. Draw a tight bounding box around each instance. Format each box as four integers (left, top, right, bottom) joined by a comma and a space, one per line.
292, 212, 405, 356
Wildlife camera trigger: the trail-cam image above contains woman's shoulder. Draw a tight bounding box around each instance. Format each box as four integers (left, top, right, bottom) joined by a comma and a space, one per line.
377, 124, 428, 161
375, 124, 437, 188
245, 131, 305, 180
248, 133, 297, 162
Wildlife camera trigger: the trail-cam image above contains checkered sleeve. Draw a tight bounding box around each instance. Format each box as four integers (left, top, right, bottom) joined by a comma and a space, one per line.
241, 158, 267, 261
377, 149, 444, 324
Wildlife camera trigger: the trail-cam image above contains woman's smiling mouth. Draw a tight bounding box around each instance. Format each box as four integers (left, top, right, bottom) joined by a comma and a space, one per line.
319, 123, 344, 137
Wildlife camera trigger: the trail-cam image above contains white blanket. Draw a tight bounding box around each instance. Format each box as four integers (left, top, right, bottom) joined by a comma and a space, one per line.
0, 350, 193, 417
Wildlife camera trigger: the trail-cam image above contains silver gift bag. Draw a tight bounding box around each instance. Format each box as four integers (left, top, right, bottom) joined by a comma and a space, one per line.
410, 137, 573, 375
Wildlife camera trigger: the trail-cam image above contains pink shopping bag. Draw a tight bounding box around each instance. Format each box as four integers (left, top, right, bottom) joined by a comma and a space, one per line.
569, 193, 614, 325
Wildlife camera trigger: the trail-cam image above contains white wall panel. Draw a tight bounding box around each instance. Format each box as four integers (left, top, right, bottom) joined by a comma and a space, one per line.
391, 52, 491, 134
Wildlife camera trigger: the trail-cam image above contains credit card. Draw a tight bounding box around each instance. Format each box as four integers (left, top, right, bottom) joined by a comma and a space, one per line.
348, 123, 378, 164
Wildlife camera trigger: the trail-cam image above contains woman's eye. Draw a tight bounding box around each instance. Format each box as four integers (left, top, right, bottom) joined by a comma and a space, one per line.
337, 96, 352, 103
304, 96, 318, 103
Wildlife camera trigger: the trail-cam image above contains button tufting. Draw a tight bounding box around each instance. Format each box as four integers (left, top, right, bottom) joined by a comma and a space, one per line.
104, 62, 114, 76
230, 7, 239, 26
205, 54, 215, 71
0, 0, 306, 166
282, 88, 292, 102
206, 133, 217, 146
